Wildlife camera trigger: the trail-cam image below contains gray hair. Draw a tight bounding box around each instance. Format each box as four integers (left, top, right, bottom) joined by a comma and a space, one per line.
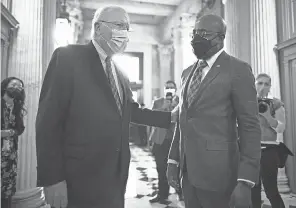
90, 6, 129, 39
90, 8, 104, 39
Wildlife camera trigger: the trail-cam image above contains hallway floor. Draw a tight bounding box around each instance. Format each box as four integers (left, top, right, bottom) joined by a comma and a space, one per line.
125, 143, 296, 208
125, 143, 185, 208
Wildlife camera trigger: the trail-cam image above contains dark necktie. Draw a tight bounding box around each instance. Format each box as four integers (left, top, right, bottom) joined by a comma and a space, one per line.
187, 60, 208, 106
105, 57, 122, 115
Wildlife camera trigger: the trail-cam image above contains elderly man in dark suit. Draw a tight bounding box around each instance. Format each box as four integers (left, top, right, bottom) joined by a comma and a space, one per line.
167, 14, 261, 208
35, 6, 176, 208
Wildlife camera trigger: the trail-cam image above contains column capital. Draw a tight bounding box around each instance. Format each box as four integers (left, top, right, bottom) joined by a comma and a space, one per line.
171, 13, 195, 41
158, 44, 174, 56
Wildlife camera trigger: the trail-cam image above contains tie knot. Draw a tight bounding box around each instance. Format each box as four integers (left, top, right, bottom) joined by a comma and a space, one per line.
198, 60, 207, 68
105, 56, 111, 63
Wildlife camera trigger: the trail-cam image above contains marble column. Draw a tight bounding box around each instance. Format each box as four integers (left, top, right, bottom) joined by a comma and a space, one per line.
173, 13, 196, 89
250, 0, 290, 193
223, 0, 239, 57
158, 44, 174, 97
223, 0, 251, 64
8, 0, 56, 207
173, 25, 184, 89
42, 0, 57, 78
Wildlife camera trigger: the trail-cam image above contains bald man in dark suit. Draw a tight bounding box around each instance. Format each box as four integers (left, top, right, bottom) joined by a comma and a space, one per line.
167, 14, 261, 208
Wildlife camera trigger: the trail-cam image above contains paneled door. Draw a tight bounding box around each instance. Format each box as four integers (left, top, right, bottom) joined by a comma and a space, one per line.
278, 37, 296, 193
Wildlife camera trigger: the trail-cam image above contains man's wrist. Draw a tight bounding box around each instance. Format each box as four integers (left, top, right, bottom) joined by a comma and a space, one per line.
168, 159, 179, 167
238, 180, 255, 188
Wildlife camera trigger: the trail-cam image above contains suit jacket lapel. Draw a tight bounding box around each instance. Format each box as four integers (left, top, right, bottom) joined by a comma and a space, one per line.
86, 42, 120, 114
182, 62, 198, 109
188, 51, 227, 110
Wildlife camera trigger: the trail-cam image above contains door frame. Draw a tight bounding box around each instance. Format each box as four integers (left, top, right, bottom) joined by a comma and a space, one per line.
277, 36, 296, 193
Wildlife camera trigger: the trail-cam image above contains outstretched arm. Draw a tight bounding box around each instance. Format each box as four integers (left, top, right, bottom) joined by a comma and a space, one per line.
130, 102, 172, 129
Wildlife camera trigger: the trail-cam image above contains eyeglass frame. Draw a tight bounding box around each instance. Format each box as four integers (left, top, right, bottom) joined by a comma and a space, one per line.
190, 29, 224, 40
96, 20, 130, 31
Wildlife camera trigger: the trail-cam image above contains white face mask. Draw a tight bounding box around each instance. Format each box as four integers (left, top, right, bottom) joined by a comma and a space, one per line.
104, 23, 129, 53
164, 88, 176, 97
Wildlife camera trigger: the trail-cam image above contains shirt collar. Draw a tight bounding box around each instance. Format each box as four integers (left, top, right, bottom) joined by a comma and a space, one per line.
92, 39, 108, 62
204, 48, 224, 69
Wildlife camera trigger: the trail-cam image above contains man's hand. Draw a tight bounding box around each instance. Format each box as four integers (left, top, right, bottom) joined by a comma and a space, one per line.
259, 104, 272, 120
259, 104, 278, 128
229, 182, 252, 208
44, 180, 68, 208
171, 106, 179, 123
167, 163, 180, 190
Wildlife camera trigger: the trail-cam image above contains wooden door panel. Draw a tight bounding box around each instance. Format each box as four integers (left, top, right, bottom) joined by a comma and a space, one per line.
278, 37, 296, 193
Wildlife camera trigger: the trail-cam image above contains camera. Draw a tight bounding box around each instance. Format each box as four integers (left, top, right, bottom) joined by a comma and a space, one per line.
258, 98, 272, 113
166, 92, 173, 101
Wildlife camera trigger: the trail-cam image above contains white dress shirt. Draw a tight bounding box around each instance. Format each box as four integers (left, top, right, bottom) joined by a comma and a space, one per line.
202, 48, 224, 81
92, 40, 123, 102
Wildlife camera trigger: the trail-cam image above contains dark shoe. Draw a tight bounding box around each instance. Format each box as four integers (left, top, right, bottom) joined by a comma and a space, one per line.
149, 196, 168, 203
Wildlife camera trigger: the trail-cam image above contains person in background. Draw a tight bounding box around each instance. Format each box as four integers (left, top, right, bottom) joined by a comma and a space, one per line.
149, 80, 182, 204
138, 103, 148, 146
251, 73, 286, 208
1, 77, 26, 208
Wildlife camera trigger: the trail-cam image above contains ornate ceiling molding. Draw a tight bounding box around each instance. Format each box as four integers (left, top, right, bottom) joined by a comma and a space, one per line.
1, 3, 19, 29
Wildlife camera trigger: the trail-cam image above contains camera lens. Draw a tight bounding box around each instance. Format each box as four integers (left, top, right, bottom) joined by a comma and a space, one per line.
259, 102, 268, 113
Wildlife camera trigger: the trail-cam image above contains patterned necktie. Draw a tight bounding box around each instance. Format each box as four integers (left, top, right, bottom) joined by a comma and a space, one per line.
187, 60, 208, 106
105, 57, 122, 115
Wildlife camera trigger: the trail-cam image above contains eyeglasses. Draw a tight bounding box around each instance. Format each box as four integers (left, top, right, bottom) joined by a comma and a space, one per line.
98, 20, 130, 31
190, 29, 223, 39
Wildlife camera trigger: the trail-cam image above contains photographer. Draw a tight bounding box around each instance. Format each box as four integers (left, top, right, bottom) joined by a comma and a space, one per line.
251, 73, 286, 208
148, 80, 182, 204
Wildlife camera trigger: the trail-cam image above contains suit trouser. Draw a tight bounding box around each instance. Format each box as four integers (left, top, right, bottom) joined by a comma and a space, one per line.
152, 137, 174, 198
181, 166, 231, 208
138, 126, 147, 146
251, 147, 285, 208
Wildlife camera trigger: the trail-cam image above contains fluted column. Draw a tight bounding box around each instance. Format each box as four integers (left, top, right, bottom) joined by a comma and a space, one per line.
7, 0, 56, 207
173, 13, 196, 89
42, 0, 57, 78
158, 44, 174, 97
223, 0, 251, 64
173, 26, 184, 89
250, 0, 290, 193
224, 0, 239, 57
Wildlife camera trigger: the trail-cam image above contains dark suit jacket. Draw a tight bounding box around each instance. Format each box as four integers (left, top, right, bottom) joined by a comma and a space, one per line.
168, 51, 261, 193
35, 42, 171, 207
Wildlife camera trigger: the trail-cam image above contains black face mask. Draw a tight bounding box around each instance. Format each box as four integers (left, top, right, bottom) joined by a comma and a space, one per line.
5, 87, 23, 100
191, 34, 218, 59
